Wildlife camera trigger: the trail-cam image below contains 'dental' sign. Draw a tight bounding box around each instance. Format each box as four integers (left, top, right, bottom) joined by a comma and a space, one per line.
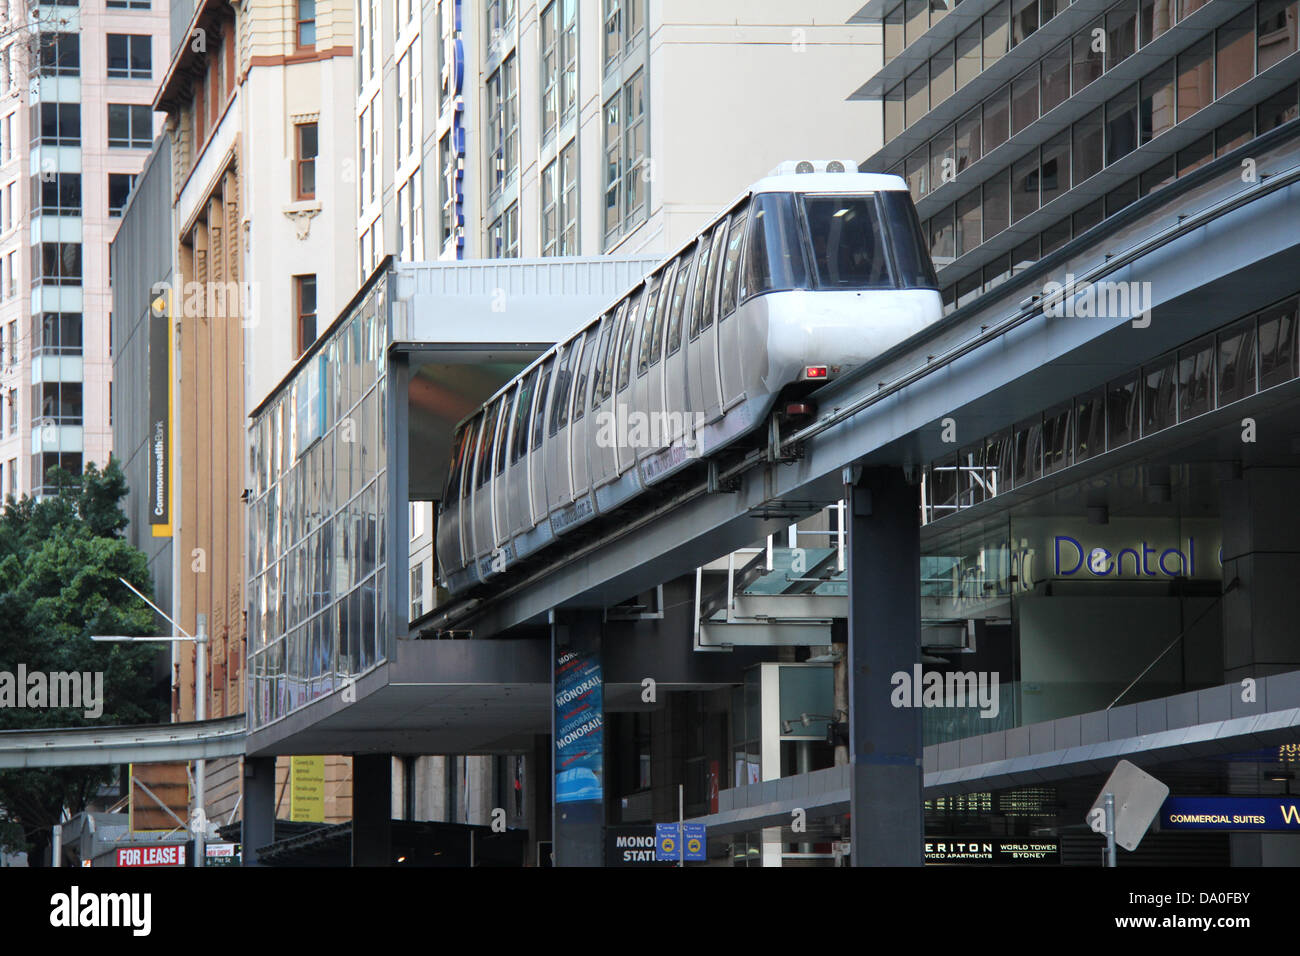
1053, 535, 1207, 578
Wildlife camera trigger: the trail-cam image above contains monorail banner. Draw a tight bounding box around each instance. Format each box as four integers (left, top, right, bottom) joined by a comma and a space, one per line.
554, 645, 604, 806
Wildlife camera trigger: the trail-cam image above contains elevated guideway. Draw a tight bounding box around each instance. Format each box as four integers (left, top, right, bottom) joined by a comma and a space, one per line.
0, 716, 245, 769
429, 124, 1300, 639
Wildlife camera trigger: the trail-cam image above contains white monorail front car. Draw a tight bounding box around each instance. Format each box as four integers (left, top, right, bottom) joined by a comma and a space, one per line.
437, 161, 943, 594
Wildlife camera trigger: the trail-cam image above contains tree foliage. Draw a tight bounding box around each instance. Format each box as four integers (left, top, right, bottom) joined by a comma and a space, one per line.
0, 459, 168, 862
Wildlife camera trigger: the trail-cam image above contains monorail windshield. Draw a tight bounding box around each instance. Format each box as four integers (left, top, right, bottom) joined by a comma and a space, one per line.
746, 191, 939, 295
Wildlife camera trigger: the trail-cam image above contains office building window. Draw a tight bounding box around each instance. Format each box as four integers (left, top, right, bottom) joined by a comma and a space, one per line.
486, 0, 515, 53
33, 313, 82, 356
397, 51, 409, 159
410, 562, 424, 619
38, 33, 79, 76
440, 130, 456, 247
106, 34, 151, 79
604, 0, 645, 68
296, 122, 317, 198
368, 94, 379, 204
32, 382, 83, 425
31, 452, 81, 496
542, 139, 578, 255
108, 173, 135, 216
31, 243, 81, 287
295, 275, 317, 357
31, 173, 81, 216
541, 0, 577, 141
486, 53, 518, 196
297, 0, 316, 49
108, 104, 152, 148
33, 103, 80, 146
405, 171, 423, 259
488, 203, 519, 258
107, 0, 151, 7
603, 70, 646, 245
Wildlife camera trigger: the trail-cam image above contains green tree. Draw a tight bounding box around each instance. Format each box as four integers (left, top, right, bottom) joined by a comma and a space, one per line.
0, 459, 168, 863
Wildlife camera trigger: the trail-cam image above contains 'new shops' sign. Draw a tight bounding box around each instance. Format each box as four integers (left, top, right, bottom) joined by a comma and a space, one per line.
1159, 796, 1300, 831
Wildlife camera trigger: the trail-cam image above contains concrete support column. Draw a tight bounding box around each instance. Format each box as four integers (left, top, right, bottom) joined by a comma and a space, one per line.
352, 753, 393, 866
1220, 467, 1300, 682
847, 468, 923, 866
551, 609, 605, 867
530, 734, 552, 865
241, 756, 275, 867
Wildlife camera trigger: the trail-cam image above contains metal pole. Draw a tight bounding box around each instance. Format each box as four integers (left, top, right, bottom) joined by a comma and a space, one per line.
1104, 792, 1117, 868
195, 614, 207, 868
51, 824, 62, 868
678, 783, 684, 868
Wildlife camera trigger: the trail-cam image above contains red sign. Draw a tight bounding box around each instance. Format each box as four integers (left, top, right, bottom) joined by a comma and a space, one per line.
116, 845, 187, 867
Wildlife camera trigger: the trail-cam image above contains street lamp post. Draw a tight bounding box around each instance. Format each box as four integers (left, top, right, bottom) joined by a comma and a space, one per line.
92, 577, 210, 868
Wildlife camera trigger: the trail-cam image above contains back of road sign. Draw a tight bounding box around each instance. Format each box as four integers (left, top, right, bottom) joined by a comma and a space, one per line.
1087, 759, 1170, 851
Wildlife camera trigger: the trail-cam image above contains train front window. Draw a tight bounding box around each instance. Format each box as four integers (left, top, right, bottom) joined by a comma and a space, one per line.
878, 190, 940, 289
801, 195, 892, 290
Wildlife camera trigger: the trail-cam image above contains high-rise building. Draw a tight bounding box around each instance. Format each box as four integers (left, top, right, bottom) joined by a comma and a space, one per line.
0, 0, 167, 503
356, 0, 876, 277
857, 0, 1299, 306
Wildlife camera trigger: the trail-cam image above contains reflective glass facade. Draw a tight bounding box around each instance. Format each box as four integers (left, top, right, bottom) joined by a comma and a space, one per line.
246, 274, 391, 728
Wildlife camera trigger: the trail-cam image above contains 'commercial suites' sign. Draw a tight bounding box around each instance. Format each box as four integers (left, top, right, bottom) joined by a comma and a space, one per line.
1159, 796, 1300, 831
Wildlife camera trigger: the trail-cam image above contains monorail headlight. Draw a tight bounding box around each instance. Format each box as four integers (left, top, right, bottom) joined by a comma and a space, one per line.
826, 160, 845, 173
795, 161, 815, 174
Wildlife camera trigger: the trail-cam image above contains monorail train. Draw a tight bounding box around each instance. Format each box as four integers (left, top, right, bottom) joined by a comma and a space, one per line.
436, 160, 943, 594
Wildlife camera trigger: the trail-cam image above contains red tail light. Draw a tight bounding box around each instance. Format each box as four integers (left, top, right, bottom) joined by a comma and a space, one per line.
805, 366, 828, 379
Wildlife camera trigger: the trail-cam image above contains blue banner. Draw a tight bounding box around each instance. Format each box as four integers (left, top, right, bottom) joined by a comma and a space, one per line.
1160, 796, 1300, 831
554, 647, 603, 805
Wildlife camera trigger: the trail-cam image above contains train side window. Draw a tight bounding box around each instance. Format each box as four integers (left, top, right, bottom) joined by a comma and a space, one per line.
476, 400, 501, 488
445, 426, 467, 501
496, 387, 516, 476
700, 222, 728, 331
511, 369, 537, 464
573, 325, 597, 422
637, 275, 663, 375
720, 208, 748, 319
666, 253, 692, 354
559, 335, 584, 429
743, 193, 809, 299
460, 419, 479, 499
687, 236, 713, 340
600, 301, 627, 401
549, 344, 575, 437
588, 316, 613, 412
617, 289, 643, 392
649, 260, 675, 366
531, 361, 553, 451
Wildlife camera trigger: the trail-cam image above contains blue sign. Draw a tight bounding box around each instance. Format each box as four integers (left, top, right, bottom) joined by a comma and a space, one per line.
1160, 796, 1300, 831
682, 823, 707, 861
655, 824, 680, 862
655, 823, 707, 862
554, 647, 603, 805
